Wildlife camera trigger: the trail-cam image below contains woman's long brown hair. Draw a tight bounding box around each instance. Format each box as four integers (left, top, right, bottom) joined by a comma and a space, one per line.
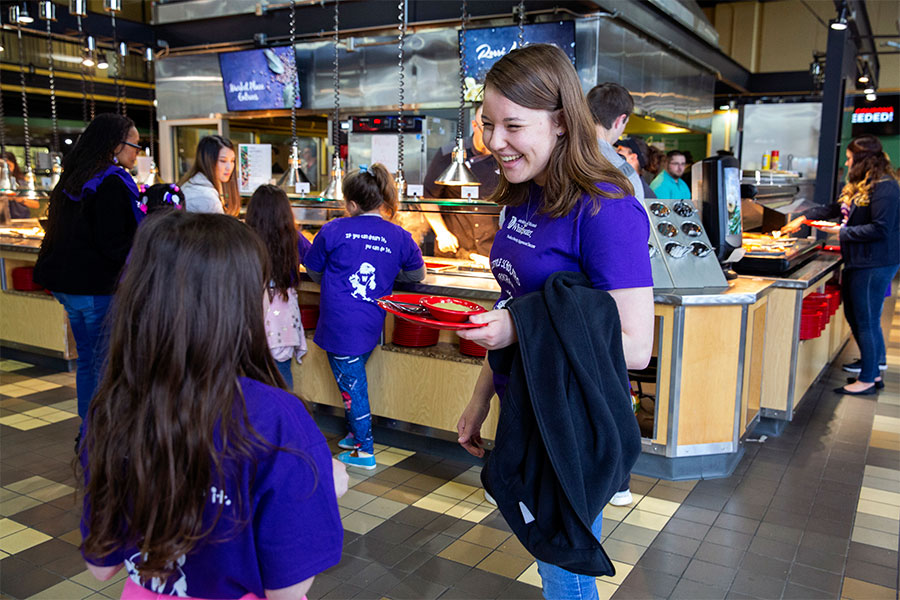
178, 135, 241, 216
246, 184, 300, 301
80, 211, 287, 579
484, 44, 633, 218
838, 135, 898, 208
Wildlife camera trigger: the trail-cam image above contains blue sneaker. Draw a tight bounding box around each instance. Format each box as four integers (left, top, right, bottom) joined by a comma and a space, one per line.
338, 450, 376, 470
338, 434, 357, 450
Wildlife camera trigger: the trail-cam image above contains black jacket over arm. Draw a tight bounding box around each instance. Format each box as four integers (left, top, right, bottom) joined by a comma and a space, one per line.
482, 271, 642, 577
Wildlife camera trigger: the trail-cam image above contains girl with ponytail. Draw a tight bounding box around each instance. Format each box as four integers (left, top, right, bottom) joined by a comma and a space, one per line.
304, 163, 425, 469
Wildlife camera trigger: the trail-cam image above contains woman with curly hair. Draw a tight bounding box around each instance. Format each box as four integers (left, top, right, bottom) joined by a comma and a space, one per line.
784, 135, 899, 395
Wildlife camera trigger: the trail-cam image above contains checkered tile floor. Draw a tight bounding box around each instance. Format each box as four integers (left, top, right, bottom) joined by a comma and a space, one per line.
1, 295, 898, 599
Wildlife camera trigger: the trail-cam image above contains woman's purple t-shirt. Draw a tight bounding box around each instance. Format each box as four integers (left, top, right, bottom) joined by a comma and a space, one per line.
490, 183, 653, 395
81, 377, 343, 598
304, 214, 424, 355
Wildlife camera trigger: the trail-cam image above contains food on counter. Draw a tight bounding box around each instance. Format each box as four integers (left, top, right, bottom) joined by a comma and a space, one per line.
431, 301, 474, 312
805, 219, 838, 228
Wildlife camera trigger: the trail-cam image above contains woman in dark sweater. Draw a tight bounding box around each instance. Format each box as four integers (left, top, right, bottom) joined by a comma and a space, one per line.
785, 135, 899, 395
34, 113, 142, 421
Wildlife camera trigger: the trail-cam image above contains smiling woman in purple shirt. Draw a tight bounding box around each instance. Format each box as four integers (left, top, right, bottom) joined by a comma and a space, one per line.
455, 44, 654, 600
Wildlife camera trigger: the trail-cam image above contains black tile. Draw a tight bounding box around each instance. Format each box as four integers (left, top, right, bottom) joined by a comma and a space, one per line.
424, 514, 466, 534
712, 513, 759, 535
346, 562, 392, 590
647, 532, 702, 557
682, 559, 738, 589
767, 495, 813, 516
729, 569, 787, 599
813, 491, 859, 511
0, 567, 65, 599
366, 567, 409, 595
799, 531, 848, 557
808, 501, 855, 524
618, 565, 680, 598
424, 460, 472, 481
403, 528, 441, 550
441, 519, 476, 539
452, 567, 515, 597
794, 546, 845, 574
693, 541, 745, 569
803, 515, 853, 538
722, 498, 769, 520
418, 533, 456, 555
747, 536, 798, 562
674, 505, 720, 525
782, 582, 837, 600
634, 548, 691, 577
479, 511, 513, 533
683, 491, 730, 511
413, 556, 473, 587
388, 573, 448, 600
392, 506, 441, 529
497, 580, 544, 600
393, 546, 433, 573
844, 558, 899, 589
704, 527, 753, 551
661, 518, 711, 540
754, 522, 803, 545
847, 541, 899, 569
669, 577, 727, 600
762, 507, 809, 529
13, 538, 78, 568
788, 563, 843, 596
394, 454, 443, 472
739, 551, 790, 580
366, 520, 420, 545
321, 582, 363, 600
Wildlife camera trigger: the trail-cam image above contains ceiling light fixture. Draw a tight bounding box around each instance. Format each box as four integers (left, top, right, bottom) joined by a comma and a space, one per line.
864, 87, 875, 94
857, 74, 869, 84
865, 93, 877, 101
829, 6, 848, 30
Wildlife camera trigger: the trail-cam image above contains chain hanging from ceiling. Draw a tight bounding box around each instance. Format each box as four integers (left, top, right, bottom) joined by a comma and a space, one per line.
395, 0, 407, 198
320, 0, 343, 199
40, 1, 59, 154
517, 1, 525, 49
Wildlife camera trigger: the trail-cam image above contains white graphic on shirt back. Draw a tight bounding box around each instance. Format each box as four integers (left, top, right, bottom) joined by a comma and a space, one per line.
125, 552, 188, 597
349, 262, 377, 302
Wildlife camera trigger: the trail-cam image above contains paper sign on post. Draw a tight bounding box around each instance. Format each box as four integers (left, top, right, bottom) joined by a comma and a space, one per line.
406, 184, 424, 198
295, 182, 311, 195
461, 186, 479, 199
238, 144, 273, 194
370, 135, 399, 173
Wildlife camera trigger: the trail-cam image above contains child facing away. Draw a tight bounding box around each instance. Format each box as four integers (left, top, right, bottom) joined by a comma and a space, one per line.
246, 184, 309, 389
79, 211, 347, 599
304, 163, 425, 470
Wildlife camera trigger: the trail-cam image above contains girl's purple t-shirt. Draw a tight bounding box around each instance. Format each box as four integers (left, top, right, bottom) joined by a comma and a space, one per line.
304, 214, 424, 355
81, 377, 343, 598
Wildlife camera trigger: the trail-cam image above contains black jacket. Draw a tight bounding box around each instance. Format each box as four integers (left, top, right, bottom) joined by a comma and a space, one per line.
482, 271, 642, 577
804, 177, 900, 269
34, 173, 138, 295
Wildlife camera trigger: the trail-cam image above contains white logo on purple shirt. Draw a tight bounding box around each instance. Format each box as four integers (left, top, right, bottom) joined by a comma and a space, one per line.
349, 262, 377, 302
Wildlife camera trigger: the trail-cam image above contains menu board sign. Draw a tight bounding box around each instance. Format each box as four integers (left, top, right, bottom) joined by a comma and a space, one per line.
851, 94, 899, 137
461, 21, 576, 84
219, 47, 301, 112
238, 144, 272, 194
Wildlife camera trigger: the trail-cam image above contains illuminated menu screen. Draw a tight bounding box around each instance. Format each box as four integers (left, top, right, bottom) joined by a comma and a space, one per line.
218, 47, 301, 112
850, 94, 898, 137
461, 21, 576, 84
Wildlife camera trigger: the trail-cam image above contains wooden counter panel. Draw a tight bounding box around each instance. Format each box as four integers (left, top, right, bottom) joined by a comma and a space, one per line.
651, 306, 674, 447
678, 305, 742, 446
0, 291, 73, 356
759, 287, 798, 414
295, 339, 498, 438
742, 298, 768, 434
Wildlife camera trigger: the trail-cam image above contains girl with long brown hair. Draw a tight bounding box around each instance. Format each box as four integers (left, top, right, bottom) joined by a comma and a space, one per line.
179, 135, 240, 216
79, 211, 345, 598
784, 135, 899, 394
455, 44, 653, 599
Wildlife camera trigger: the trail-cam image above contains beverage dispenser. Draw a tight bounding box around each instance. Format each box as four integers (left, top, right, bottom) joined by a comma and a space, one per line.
692, 155, 743, 278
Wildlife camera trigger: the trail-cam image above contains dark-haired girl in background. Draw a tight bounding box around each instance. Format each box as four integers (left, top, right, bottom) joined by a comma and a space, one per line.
784, 135, 900, 395
304, 163, 425, 470
179, 135, 240, 216
2, 151, 39, 218
33, 113, 142, 422
246, 184, 310, 389
79, 211, 345, 597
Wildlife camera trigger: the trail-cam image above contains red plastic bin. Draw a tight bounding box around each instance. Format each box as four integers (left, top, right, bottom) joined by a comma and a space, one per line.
11, 267, 43, 292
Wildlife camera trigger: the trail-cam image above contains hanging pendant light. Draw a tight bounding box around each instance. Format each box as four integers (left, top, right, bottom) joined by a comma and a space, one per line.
320, 0, 342, 200
141, 46, 162, 186
13, 19, 48, 203
435, 0, 479, 190
394, 0, 408, 200
278, 0, 309, 194
9, 4, 34, 25
0, 162, 12, 194
41, 0, 62, 192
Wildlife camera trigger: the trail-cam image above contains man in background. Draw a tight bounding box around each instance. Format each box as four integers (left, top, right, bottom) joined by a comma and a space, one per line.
615, 137, 656, 200
586, 82, 644, 203
650, 150, 691, 199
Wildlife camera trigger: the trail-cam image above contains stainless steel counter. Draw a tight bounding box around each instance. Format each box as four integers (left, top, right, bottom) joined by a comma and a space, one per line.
653, 277, 775, 306
758, 252, 843, 289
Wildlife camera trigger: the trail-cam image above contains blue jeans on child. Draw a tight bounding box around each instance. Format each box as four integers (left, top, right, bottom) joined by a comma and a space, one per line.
843, 265, 899, 382
52, 293, 113, 420
275, 359, 293, 390
536, 512, 604, 600
326, 351, 374, 454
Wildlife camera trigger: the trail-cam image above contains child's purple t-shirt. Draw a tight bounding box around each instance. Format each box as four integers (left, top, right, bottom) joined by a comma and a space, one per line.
490, 184, 652, 397
81, 377, 343, 598
304, 214, 424, 355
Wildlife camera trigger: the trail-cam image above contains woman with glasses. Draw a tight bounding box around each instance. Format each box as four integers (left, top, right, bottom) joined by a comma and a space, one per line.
179, 135, 239, 216
34, 113, 143, 425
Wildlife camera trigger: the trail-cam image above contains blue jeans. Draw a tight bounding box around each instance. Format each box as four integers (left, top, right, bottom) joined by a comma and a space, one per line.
843, 265, 899, 382
275, 359, 294, 390
326, 351, 374, 453
52, 293, 113, 420
536, 512, 604, 600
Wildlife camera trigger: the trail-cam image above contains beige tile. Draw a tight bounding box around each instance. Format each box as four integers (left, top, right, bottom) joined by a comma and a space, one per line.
71, 570, 108, 591
358, 496, 407, 519
352, 479, 395, 497
872, 415, 900, 433
0, 359, 33, 371
499, 535, 534, 560
338, 506, 354, 519
341, 511, 385, 535
601, 561, 633, 586
445, 500, 478, 520
337, 489, 376, 510
0, 527, 51, 554
864, 465, 900, 481
476, 550, 533, 579
601, 539, 647, 564
0, 518, 27, 538
850, 525, 899, 551
432, 481, 479, 500
39, 410, 77, 423
59, 528, 82, 546
460, 503, 494, 523
373, 451, 406, 466
660, 479, 697, 490
382, 485, 427, 505
638, 495, 684, 516
11, 418, 48, 430
439, 539, 492, 567
41, 373, 77, 385
27, 579, 95, 599
461, 524, 511, 549
594, 579, 619, 600
859, 487, 900, 507
0, 413, 33, 425
602, 503, 634, 522
28, 482, 75, 502
623, 509, 670, 531
841, 577, 897, 600
608, 523, 658, 546
0, 488, 20, 502
856, 498, 900, 520
863, 474, 900, 494
381, 446, 414, 457
16, 379, 61, 392
373, 443, 389, 452
516, 561, 541, 588
50, 399, 78, 413
0, 383, 35, 397
347, 473, 368, 489
0, 494, 42, 516
645, 484, 690, 503
853, 512, 900, 534
0, 549, 8, 559
100, 576, 127, 599
413, 493, 458, 514
21, 406, 59, 418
